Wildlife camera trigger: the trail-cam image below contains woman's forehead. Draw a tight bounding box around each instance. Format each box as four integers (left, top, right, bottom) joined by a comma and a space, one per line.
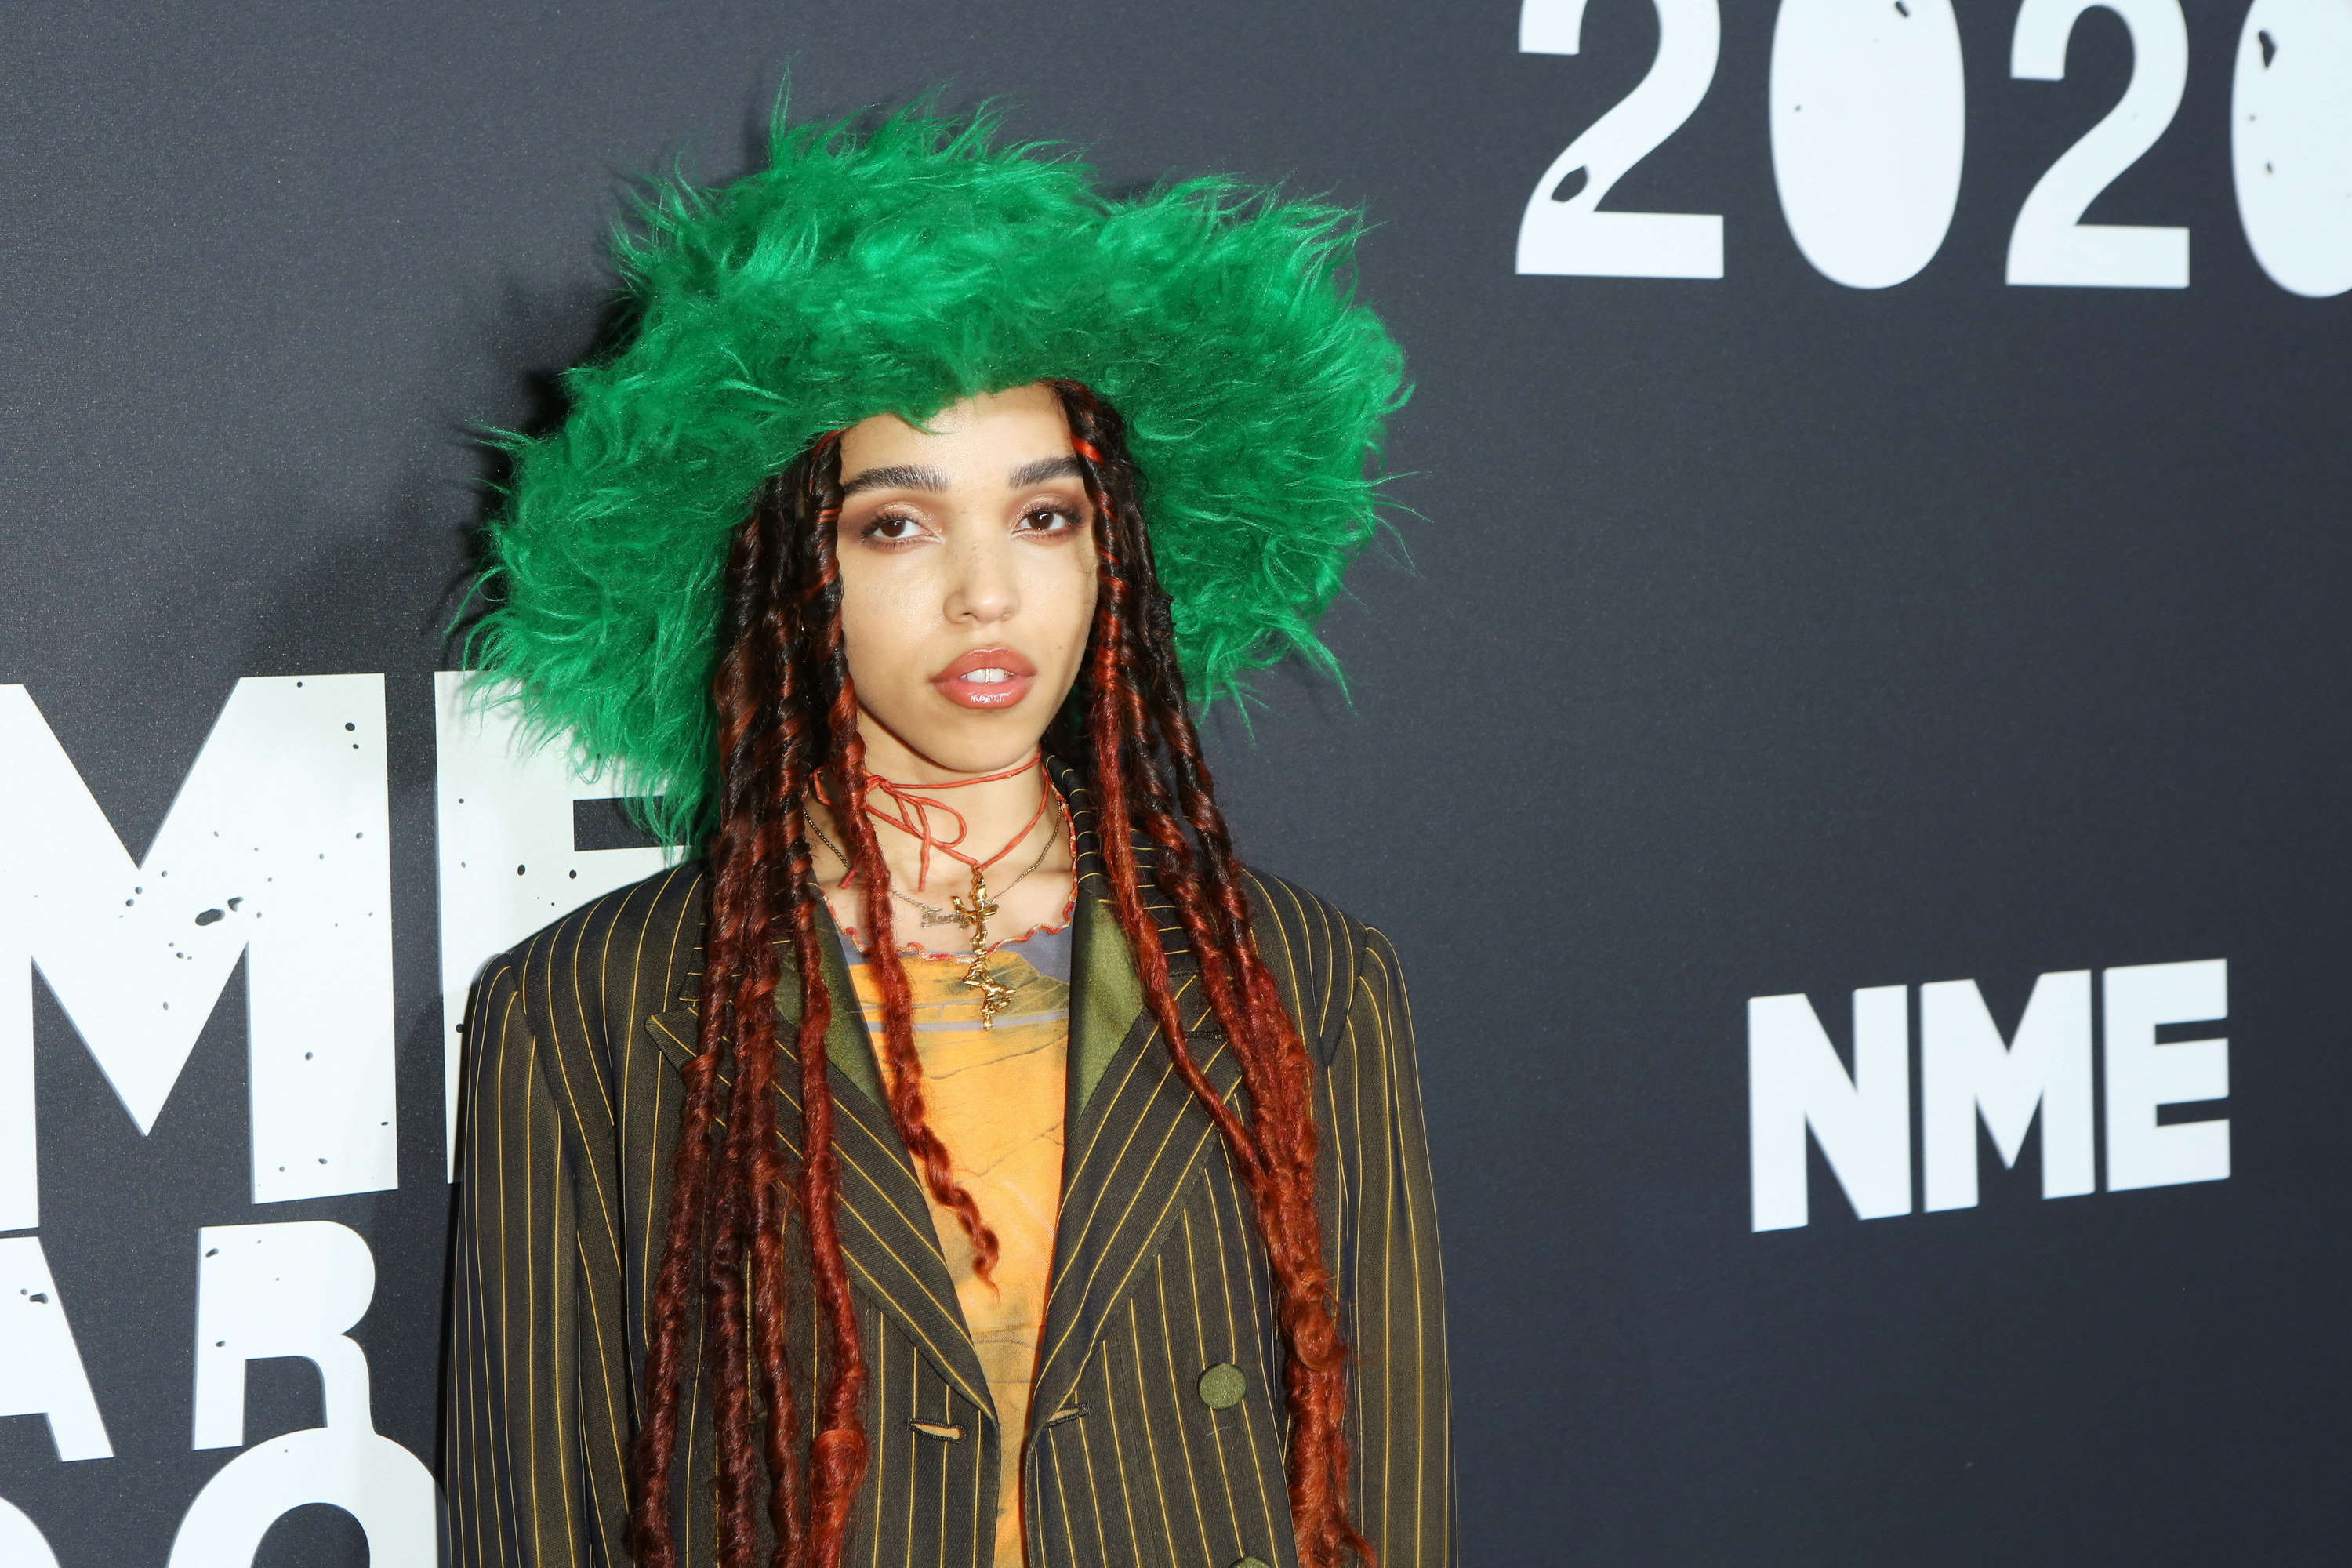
837, 383, 1075, 485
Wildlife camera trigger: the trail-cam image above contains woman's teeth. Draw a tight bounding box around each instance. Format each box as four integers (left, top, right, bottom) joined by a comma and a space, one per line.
966, 668, 1011, 684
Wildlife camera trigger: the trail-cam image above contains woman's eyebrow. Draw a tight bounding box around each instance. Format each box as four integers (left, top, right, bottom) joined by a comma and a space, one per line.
1007, 455, 1084, 488
840, 463, 949, 496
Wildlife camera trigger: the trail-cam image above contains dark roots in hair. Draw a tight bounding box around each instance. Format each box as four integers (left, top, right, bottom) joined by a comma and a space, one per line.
627, 382, 1370, 1568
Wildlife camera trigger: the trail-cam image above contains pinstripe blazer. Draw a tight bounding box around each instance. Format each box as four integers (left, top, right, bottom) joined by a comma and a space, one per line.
445, 771, 1453, 1568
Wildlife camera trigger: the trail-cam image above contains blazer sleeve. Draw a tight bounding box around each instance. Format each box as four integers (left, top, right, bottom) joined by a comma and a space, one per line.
445, 953, 603, 1568
1323, 923, 1457, 1568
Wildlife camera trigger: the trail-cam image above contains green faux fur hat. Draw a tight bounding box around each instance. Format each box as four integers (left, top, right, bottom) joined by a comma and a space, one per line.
470, 101, 1405, 846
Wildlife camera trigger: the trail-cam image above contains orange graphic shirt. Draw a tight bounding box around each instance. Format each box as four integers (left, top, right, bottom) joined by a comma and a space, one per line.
844, 921, 1071, 1568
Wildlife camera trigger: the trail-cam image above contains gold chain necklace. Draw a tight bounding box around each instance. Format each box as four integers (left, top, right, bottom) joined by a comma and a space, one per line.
805, 797, 1061, 1029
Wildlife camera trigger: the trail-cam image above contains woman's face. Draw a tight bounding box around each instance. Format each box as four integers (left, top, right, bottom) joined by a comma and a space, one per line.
833, 382, 1099, 778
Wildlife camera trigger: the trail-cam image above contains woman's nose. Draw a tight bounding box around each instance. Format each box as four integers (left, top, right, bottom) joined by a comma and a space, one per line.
943, 533, 1019, 625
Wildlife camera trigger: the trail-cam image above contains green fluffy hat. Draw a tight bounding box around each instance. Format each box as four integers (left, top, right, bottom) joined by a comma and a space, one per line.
472, 101, 1405, 844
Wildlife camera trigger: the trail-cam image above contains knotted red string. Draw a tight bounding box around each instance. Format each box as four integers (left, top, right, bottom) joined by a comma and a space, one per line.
821, 748, 1052, 892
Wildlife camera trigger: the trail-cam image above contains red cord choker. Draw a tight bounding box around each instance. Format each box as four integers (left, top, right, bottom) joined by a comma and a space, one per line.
844, 750, 1051, 891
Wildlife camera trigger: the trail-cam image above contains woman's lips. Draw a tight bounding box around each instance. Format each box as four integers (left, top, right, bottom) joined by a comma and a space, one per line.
931, 646, 1038, 710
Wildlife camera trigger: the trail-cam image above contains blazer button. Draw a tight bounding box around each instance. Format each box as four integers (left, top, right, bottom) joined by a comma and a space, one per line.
1232, 1557, 1272, 1568
1196, 1363, 1246, 1410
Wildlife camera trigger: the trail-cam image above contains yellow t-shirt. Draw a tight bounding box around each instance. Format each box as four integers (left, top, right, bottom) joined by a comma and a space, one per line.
843, 923, 1070, 1568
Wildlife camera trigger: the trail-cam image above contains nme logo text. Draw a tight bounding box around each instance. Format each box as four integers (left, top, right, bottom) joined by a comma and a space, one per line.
1748, 961, 2228, 1232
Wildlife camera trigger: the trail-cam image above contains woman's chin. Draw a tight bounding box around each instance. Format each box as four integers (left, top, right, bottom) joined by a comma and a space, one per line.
863, 701, 1058, 780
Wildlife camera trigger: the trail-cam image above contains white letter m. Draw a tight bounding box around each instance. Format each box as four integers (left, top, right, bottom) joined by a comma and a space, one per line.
0, 677, 394, 1229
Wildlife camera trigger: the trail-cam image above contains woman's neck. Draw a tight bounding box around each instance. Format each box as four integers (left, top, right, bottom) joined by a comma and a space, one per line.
805, 719, 1076, 958
832, 720, 1053, 898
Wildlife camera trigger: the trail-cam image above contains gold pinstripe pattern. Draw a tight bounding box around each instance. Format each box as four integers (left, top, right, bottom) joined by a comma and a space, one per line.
445, 764, 1454, 1566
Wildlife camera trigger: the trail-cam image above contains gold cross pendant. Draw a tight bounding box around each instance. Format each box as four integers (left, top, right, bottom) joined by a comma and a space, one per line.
951, 869, 1012, 1029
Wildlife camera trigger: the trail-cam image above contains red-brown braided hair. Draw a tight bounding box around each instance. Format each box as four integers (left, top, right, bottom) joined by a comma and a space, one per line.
628, 381, 1372, 1568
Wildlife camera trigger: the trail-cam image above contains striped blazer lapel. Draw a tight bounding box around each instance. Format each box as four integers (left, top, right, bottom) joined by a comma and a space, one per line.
642, 930, 996, 1421
1029, 808, 1246, 1433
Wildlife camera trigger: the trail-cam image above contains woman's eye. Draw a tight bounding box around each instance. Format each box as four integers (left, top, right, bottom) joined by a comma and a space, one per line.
1020, 506, 1076, 534
862, 514, 924, 543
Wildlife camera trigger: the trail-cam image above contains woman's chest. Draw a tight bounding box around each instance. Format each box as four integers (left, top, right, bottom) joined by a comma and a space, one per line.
855, 946, 1073, 1396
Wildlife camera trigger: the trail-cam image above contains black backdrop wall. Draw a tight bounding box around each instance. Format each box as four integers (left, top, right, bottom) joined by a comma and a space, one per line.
2, 2, 2347, 1563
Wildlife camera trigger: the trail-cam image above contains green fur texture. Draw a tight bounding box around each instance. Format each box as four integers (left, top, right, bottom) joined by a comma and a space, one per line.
470, 102, 1405, 846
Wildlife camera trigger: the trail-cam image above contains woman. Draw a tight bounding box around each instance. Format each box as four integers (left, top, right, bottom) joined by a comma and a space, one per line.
445, 105, 1450, 1568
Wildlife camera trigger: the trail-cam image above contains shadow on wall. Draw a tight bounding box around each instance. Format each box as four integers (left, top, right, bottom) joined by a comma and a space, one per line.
234, 270, 625, 688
